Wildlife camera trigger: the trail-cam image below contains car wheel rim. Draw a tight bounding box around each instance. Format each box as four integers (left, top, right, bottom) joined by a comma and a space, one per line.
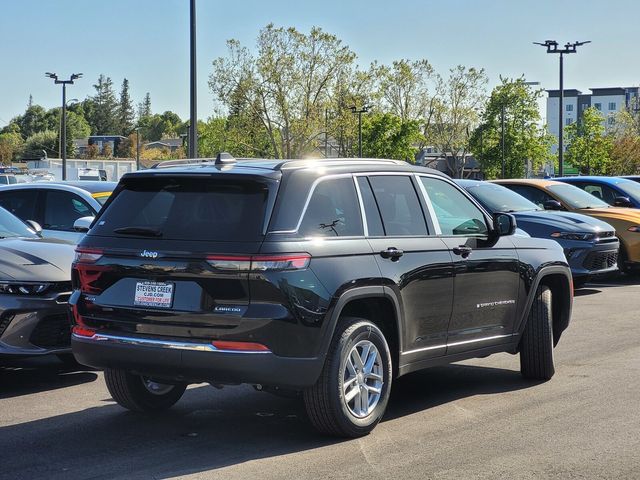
342, 340, 384, 419
141, 377, 175, 395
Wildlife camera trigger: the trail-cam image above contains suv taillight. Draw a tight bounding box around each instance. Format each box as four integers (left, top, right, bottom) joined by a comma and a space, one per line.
206, 253, 310, 272
73, 247, 108, 294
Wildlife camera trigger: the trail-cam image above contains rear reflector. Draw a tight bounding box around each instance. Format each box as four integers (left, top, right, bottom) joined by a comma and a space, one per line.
211, 340, 271, 352
206, 253, 310, 272
72, 326, 97, 338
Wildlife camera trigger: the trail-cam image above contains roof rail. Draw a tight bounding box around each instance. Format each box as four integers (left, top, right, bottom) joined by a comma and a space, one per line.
150, 152, 236, 169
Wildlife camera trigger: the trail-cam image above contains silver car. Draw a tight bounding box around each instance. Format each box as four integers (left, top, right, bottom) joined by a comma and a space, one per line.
0, 206, 76, 360
0, 181, 116, 243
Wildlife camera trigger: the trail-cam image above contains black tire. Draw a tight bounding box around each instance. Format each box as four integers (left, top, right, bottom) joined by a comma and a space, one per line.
104, 368, 187, 412
303, 317, 392, 438
519, 286, 555, 380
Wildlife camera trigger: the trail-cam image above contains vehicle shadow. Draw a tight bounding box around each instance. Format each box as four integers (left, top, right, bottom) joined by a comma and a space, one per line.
0, 363, 539, 480
0, 356, 98, 400
573, 288, 602, 297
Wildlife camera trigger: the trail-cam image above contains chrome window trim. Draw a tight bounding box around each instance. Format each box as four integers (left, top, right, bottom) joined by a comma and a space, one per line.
401, 333, 514, 356
268, 173, 358, 235
72, 333, 271, 354
352, 175, 369, 237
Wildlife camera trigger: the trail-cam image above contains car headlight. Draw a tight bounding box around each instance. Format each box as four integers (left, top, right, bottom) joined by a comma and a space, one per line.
0, 282, 51, 295
627, 226, 640, 233
551, 232, 595, 241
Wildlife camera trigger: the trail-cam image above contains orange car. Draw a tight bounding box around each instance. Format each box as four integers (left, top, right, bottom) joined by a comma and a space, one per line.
493, 178, 640, 273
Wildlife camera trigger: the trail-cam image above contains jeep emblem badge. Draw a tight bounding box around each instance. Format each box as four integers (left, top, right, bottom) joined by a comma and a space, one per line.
140, 250, 159, 259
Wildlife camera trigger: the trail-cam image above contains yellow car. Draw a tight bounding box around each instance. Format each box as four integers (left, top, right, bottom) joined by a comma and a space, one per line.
493, 178, 640, 273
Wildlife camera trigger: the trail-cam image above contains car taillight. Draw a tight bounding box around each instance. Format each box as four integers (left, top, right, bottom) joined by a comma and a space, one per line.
73, 248, 107, 294
72, 325, 97, 338
206, 253, 310, 272
74, 247, 103, 264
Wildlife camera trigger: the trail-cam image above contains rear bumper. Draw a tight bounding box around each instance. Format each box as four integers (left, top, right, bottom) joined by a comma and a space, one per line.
72, 332, 325, 389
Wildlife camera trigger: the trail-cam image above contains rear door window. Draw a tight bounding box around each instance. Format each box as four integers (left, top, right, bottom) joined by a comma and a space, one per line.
299, 177, 363, 237
368, 176, 427, 236
0, 189, 39, 222
91, 177, 272, 242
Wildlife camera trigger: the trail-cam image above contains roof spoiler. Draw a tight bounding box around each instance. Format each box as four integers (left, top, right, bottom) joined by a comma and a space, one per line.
150, 152, 237, 169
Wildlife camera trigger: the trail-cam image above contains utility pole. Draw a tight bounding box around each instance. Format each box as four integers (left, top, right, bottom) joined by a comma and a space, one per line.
350, 105, 370, 158
135, 127, 141, 170
46, 73, 82, 180
501, 103, 506, 179
534, 40, 590, 177
189, 0, 198, 158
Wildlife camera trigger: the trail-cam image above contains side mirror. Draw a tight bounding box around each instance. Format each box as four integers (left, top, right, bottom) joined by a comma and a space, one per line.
73, 216, 95, 233
493, 212, 517, 237
614, 196, 633, 208
543, 200, 563, 211
25, 220, 43, 235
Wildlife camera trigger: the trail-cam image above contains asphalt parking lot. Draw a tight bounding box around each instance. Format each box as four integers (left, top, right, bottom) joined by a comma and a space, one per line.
1, 277, 639, 480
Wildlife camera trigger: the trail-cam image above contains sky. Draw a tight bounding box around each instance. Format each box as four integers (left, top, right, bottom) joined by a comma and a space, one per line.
1, 0, 639, 127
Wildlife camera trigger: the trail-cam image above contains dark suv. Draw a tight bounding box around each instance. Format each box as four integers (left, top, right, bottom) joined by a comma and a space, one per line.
70, 156, 573, 437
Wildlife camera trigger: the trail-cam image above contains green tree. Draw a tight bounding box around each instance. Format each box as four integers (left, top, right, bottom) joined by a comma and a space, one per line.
210, 24, 357, 158
117, 78, 136, 136
86, 75, 119, 134
23, 130, 58, 158
7, 105, 48, 139
426, 66, 488, 178
138, 111, 185, 141
361, 112, 422, 161
564, 107, 612, 175
470, 77, 553, 179
0, 131, 24, 164
137, 92, 152, 119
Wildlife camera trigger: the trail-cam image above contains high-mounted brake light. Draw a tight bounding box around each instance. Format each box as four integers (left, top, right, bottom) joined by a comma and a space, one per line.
211, 340, 270, 352
74, 247, 103, 264
206, 253, 310, 272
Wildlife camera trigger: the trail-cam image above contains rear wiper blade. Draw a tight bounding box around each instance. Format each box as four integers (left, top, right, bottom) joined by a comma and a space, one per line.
113, 226, 162, 237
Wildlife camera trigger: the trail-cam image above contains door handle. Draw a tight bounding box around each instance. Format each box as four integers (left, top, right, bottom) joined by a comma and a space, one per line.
380, 247, 404, 260
453, 245, 473, 258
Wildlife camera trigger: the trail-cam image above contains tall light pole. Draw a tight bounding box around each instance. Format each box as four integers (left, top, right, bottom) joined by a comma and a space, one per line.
46, 72, 82, 180
134, 127, 141, 170
189, 0, 198, 158
534, 40, 590, 177
350, 105, 370, 158
58, 98, 78, 159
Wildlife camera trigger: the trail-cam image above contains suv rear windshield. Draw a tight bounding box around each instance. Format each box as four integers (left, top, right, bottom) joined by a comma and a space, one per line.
91, 176, 271, 242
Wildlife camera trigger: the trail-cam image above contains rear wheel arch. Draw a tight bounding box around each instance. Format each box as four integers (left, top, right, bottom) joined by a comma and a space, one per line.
323, 287, 402, 376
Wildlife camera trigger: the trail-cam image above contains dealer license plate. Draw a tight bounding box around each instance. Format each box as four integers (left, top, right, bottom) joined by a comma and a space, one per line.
134, 281, 174, 308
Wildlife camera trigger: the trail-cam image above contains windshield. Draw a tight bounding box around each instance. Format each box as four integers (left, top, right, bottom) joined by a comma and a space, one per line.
466, 183, 540, 213
0, 206, 38, 238
547, 184, 610, 209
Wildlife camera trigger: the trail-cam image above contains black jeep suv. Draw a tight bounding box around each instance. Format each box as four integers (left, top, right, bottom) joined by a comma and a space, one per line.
70, 156, 573, 437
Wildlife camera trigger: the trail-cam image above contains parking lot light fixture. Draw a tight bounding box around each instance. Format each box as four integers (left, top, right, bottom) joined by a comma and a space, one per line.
534, 40, 590, 177
350, 105, 371, 158
46, 72, 83, 180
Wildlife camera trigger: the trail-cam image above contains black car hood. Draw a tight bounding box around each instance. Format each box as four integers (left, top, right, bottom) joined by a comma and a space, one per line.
0, 237, 75, 282
512, 210, 613, 232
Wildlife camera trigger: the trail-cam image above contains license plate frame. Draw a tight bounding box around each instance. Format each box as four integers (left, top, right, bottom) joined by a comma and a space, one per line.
133, 281, 174, 309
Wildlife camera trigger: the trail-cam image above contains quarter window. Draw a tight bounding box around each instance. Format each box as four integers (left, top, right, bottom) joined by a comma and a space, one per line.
420, 177, 488, 236
368, 176, 427, 236
299, 177, 363, 237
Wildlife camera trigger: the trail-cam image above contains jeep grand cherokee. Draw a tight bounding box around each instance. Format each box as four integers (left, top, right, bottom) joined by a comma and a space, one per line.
70, 155, 573, 437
